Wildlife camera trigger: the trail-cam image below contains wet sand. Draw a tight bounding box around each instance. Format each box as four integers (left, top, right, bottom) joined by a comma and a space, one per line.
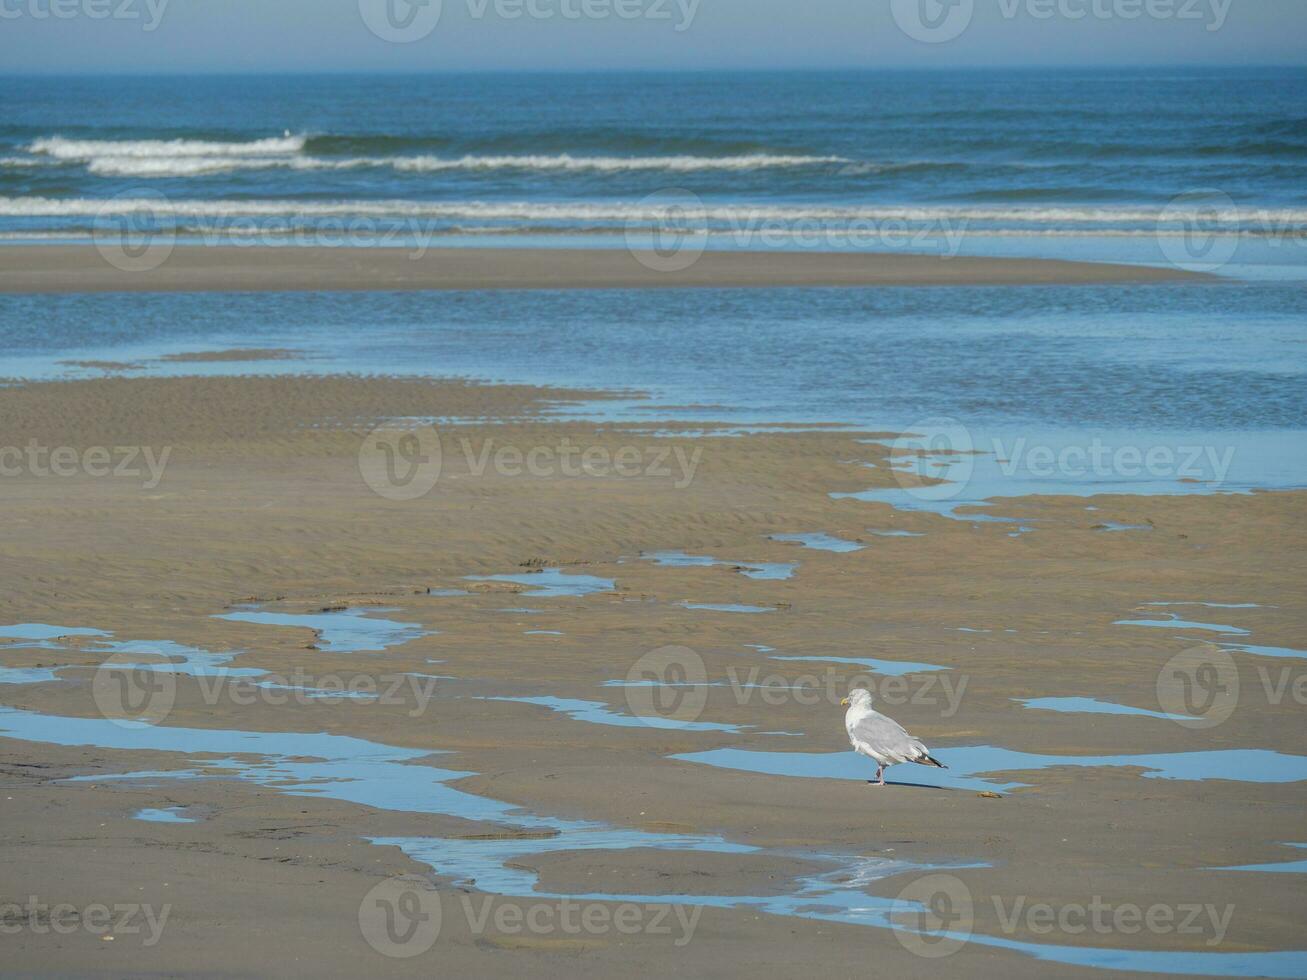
1, 374, 1303, 977
0, 244, 1210, 293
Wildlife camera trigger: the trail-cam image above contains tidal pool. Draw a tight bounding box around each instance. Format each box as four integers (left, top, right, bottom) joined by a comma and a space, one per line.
466, 569, 616, 598
216, 607, 431, 653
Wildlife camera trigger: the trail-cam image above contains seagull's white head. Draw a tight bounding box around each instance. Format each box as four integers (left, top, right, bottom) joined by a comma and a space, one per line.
841, 688, 874, 709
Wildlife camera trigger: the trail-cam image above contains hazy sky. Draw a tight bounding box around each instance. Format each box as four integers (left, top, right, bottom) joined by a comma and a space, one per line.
1, 0, 1303, 73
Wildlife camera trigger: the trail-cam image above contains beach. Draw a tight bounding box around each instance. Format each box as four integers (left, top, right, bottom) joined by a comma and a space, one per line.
2, 370, 1305, 976
3, 65, 1307, 978
0, 245, 1209, 294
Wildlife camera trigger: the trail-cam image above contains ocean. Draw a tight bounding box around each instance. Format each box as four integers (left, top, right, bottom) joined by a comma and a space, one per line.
3, 69, 1306, 248
3, 69, 1306, 504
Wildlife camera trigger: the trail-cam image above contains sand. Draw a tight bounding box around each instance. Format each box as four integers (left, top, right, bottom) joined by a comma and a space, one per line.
1, 373, 1303, 977
0, 244, 1210, 293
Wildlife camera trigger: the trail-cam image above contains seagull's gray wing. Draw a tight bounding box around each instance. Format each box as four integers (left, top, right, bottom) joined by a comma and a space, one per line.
850, 711, 930, 764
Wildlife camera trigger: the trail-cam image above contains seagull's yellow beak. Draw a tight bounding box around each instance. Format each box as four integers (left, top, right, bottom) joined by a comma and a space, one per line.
840, 697, 849, 706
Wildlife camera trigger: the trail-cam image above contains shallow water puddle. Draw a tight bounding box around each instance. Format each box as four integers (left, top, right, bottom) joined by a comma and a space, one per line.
1092, 522, 1153, 532
1015, 697, 1198, 722
866, 529, 925, 538
94, 640, 386, 700
642, 551, 797, 581
0, 665, 60, 685
477, 696, 746, 733
770, 533, 864, 553
1145, 602, 1264, 610
374, 831, 1307, 977
672, 745, 1307, 794
768, 655, 948, 676
134, 807, 197, 824
215, 607, 431, 653
1220, 643, 1307, 661
466, 569, 616, 598
1116, 605, 1304, 659
1114, 614, 1250, 635
679, 602, 777, 614
1, 705, 1301, 975
0, 624, 111, 641
0, 705, 518, 823
95, 639, 262, 679
1212, 844, 1307, 874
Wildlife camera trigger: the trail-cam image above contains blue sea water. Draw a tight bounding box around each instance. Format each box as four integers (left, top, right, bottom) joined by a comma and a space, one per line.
2, 70, 1306, 503
2, 69, 1305, 245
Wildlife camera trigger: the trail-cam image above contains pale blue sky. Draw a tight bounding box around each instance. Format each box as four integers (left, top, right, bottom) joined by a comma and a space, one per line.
0, 0, 1303, 73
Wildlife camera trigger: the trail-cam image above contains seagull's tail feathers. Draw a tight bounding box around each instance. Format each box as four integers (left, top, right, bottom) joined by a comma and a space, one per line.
914, 753, 947, 769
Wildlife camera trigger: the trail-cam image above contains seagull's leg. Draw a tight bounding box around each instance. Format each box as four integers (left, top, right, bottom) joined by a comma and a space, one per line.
868, 765, 885, 786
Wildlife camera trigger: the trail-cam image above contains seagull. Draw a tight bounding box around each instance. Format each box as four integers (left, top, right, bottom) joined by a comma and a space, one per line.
841, 688, 946, 786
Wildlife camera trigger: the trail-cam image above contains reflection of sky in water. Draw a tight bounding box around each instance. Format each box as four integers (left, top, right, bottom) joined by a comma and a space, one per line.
1212, 844, 1307, 874
477, 696, 746, 734
466, 569, 616, 598
1015, 697, 1197, 722
5, 284, 1304, 506
134, 807, 196, 824
215, 607, 430, 652
0, 623, 110, 640
771, 533, 864, 553
1222, 643, 1307, 661
680, 602, 776, 614
830, 428, 1307, 520
769, 655, 947, 677
674, 745, 1307, 794
642, 551, 796, 581
1115, 615, 1250, 635
2, 706, 1303, 976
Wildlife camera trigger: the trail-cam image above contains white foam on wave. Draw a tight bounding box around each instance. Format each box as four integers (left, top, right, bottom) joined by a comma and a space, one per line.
27, 135, 308, 160
12, 137, 848, 177
4, 196, 1305, 231
390, 153, 849, 172
83, 156, 371, 177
